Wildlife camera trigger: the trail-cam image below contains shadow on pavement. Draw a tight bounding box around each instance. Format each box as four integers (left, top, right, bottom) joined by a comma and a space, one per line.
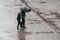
17, 29, 25, 40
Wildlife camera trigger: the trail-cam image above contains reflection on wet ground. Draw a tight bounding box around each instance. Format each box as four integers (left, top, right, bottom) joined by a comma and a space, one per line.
17, 29, 55, 40
17, 29, 32, 40
17, 29, 25, 40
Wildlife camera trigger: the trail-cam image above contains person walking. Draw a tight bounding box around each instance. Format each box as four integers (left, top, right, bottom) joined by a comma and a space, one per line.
17, 6, 31, 29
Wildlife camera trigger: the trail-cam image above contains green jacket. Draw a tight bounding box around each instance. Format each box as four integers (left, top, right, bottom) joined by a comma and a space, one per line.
22, 11, 26, 19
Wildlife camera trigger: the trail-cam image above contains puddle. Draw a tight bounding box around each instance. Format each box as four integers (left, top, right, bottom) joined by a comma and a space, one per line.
40, 2, 47, 3
36, 31, 54, 34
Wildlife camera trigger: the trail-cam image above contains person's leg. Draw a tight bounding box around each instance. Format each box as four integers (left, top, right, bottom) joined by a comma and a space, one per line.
22, 18, 25, 28
20, 21, 22, 28
17, 20, 20, 29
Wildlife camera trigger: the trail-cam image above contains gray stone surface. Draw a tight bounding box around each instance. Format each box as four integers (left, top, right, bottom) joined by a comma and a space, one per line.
0, 0, 60, 40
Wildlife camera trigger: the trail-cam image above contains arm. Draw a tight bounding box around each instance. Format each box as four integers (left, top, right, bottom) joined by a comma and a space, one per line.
25, 8, 31, 12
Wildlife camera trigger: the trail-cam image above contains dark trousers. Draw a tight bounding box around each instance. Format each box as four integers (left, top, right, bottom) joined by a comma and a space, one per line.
17, 20, 22, 28
22, 18, 25, 27
17, 18, 25, 28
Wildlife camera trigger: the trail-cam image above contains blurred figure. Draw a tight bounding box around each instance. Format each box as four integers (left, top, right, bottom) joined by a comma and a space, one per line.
17, 6, 31, 29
